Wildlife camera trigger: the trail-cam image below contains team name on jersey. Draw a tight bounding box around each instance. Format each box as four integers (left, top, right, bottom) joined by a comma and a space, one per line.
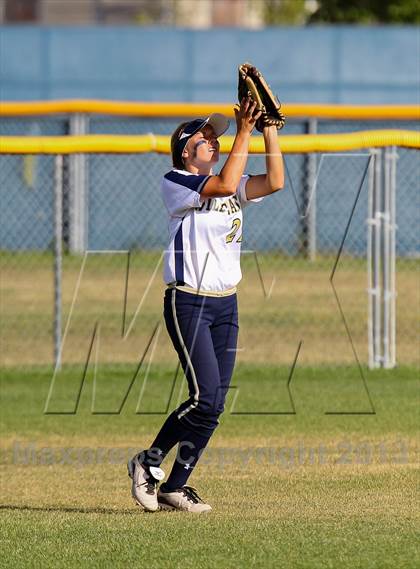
198, 195, 242, 215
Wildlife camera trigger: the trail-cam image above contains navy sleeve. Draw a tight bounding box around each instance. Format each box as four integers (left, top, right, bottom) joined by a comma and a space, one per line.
164, 171, 210, 194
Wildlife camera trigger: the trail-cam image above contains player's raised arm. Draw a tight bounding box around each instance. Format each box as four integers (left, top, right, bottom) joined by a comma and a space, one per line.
244, 125, 285, 200
199, 97, 261, 199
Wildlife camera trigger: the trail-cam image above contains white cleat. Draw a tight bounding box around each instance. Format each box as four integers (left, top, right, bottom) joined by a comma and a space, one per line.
158, 485, 212, 514
127, 452, 165, 512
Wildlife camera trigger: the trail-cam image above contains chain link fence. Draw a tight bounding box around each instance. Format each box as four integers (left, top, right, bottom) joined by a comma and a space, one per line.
1, 117, 419, 373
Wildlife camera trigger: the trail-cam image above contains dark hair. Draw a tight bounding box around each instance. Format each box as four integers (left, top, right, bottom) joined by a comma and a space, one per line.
171, 121, 190, 170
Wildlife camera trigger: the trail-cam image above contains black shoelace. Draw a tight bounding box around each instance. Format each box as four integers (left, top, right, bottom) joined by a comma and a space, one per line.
142, 474, 161, 496
139, 461, 158, 493
182, 486, 204, 504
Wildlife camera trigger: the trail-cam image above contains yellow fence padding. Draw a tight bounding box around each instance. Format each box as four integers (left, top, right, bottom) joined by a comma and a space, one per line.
0, 130, 419, 155
0, 99, 419, 120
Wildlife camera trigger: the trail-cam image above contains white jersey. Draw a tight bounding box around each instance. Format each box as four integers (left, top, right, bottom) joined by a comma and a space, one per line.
161, 169, 262, 292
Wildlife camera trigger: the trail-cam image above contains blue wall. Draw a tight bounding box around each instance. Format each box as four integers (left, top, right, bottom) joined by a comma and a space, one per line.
0, 25, 419, 103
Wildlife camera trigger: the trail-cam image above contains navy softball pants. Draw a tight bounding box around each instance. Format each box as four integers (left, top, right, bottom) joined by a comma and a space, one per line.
164, 287, 239, 437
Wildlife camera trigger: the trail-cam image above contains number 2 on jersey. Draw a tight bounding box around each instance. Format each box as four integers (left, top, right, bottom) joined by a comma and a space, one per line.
226, 218, 242, 243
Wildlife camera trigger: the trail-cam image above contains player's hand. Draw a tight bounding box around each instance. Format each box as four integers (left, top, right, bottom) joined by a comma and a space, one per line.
234, 97, 262, 135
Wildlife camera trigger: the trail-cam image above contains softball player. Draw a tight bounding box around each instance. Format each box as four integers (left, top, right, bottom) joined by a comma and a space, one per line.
128, 97, 284, 513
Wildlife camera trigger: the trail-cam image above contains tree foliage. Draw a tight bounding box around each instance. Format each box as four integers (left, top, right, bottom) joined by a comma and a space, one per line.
262, 0, 308, 25
309, 0, 420, 24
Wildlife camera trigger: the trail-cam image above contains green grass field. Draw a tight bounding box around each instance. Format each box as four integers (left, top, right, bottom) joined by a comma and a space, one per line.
1, 364, 419, 568
1, 251, 419, 566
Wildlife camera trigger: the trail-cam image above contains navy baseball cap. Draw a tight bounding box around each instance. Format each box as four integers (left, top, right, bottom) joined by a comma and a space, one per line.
174, 113, 230, 164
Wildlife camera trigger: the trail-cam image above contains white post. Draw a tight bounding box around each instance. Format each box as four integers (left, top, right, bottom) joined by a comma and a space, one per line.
382, 147, 391, 368
69, 113, 89, 253
54, 155, 63, 371
307, 118, 317, 261
367, 147, 398, 370
367, 149, 376, 369
372, 149, 382, 367
389, 146, 398, 367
